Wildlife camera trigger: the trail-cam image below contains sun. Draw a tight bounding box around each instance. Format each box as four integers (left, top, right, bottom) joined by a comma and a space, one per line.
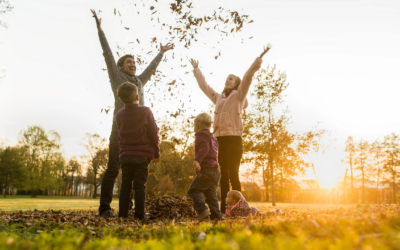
305, 164, 343, 189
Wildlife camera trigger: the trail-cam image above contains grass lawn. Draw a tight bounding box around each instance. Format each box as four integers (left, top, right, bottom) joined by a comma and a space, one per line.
0, 202, 398, 250
0, 196, 118, 211
0, 195, 396, 249
0, 195, 358, 211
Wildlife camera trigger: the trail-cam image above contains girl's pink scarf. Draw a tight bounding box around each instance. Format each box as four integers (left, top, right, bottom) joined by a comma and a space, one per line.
225, 196, 242, 217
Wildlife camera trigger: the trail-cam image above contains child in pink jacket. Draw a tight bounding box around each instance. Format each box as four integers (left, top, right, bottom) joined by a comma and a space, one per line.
225, 190, 259, 217
189, 45, 271, 213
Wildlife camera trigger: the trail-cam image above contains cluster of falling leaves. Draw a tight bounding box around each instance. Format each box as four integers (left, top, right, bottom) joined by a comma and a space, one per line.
98, 0, 255, 122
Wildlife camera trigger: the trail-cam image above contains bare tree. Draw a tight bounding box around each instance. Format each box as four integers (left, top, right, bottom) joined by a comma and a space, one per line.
81, 133, 107, 198
354, 139, 370, 203
383, 133, 400, 203
345, 136, 356, 202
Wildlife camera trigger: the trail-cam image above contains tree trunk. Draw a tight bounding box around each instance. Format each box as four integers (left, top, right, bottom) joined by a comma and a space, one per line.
350, 153, 354, 202
376, 166, 379, 203
343, 169, 348, 203
93, 185, 97, 198
71, 175, 74, 196
270, 157, 276, 206
31, 189, 36, 198
174, 182, 179, 194
393, 173, 396, 204
280, 165, 283, 202
93, 170, 97, 198
263, 163, 270, 202
4, 176, 8, 197
362, 168, 365, 203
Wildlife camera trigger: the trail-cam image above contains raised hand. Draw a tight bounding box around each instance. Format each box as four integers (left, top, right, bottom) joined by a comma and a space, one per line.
260, 44, 272, 58
90, 9, 102, 31
160, 43, 173, 54
189, 58, 199, 69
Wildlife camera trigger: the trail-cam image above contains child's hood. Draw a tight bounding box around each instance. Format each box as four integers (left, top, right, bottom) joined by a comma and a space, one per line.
226, 195, 251, 215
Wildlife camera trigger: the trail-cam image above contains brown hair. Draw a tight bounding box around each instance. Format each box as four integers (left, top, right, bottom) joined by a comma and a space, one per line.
222, 74, 241, 97
229, 190, 242, 203
117, 54, 135, 70
117, 82, 138, 104
194, 112, 212, 129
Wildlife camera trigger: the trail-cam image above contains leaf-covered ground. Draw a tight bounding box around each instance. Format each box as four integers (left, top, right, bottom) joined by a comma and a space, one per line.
1, 197, 400, 249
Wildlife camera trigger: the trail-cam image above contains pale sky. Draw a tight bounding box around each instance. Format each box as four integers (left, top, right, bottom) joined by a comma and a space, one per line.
1, 0, 400, 188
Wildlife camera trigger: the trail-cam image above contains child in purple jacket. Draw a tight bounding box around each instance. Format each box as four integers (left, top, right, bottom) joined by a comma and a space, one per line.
187, 113, 223, 222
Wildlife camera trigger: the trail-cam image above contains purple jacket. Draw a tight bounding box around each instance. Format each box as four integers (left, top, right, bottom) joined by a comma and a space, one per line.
194, 129, 219, 168
116, 104, 160, 159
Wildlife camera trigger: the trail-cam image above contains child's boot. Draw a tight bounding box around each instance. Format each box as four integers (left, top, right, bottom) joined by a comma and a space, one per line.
197, 209, 211, 222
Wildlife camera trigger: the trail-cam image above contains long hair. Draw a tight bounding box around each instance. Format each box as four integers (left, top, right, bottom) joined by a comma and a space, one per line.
222, 74, 241, 97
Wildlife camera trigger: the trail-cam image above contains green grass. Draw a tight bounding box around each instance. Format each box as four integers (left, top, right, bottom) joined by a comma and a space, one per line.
0, 196, 359, 211
0, 196, 118, 211
1, 204, 400, 249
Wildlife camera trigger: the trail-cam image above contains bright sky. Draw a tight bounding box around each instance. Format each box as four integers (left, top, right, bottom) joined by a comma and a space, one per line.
1, 0, 400, 188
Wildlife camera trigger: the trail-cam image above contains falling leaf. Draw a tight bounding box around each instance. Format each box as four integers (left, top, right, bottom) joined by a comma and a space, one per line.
150, 6, 154, 10
249, 36, 253, 39
248, 20, 254, 23
215, 56, 218, 59
168, 80, 176, 85
152, 37, 157, 42
125, 27, 129, 30
137, 39, 140, 44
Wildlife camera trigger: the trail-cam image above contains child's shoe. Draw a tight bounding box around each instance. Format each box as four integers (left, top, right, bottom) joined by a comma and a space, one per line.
197, 209, 211, 222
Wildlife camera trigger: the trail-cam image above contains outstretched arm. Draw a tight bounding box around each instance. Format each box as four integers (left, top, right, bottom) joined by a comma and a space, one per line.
190, 59, 220, 104
237, 45, 272, 100
139, 43, 173, 86
91, 10, 119, 88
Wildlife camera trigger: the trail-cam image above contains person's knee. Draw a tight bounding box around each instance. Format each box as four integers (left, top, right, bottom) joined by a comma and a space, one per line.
104, 167, 119, 179
229, 172, 241, 182
187, 188, 197, 199
133, 182, 146, 192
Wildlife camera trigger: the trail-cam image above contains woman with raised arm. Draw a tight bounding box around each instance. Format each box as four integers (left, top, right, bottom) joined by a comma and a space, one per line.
189, 45, 271, 213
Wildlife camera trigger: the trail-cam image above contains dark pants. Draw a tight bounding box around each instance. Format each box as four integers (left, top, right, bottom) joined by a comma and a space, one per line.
99, 125, 133, 214
119, 155, 150, 218
187, 168, 222, 220
217, 136, 243, 213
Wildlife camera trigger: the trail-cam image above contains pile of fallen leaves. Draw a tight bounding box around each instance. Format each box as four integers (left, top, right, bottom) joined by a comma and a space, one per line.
144, 194, 196, 220
0, 194, 197, 231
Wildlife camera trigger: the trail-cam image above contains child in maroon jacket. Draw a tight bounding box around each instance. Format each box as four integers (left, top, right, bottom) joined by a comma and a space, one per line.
116, 82, 160, 222
187, 113, 222, 222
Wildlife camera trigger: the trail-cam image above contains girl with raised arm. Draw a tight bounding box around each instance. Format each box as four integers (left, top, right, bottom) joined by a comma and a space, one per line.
189, 45, 271, 213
